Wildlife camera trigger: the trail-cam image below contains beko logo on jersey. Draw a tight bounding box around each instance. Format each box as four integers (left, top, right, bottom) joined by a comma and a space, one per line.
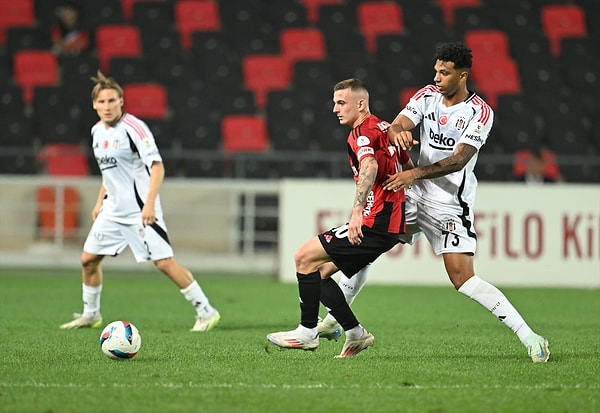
97, 155, 118, 170
429, 129, 455, 148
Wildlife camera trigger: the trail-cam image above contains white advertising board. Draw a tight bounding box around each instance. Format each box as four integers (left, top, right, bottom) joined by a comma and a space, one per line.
279, 181, 600, 287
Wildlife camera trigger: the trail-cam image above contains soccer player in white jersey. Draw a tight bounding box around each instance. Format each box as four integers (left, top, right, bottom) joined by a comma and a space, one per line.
318, 43, 550, 363
60, 71, 220, 332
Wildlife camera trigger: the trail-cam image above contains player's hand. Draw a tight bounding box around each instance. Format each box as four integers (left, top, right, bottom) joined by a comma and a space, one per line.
348, 212, 363, 245
141, 204, 156, 227
383, 170, 416, 192
389, 129, 419, 151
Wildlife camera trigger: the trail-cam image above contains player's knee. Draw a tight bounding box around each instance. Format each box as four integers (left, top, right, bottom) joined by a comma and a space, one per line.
81, 252, 101, 269
153, 257, 173, 273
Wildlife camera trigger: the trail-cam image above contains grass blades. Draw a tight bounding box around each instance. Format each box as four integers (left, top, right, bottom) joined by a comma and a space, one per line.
0, 268, 598, 413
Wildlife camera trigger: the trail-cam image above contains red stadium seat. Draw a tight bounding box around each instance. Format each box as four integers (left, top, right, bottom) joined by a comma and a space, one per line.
221, 115, 269, 153
541, 4, 587, 57
300, 0, 343, 25
464, 30, 510, 61
436, 0, 481, 27
175, 0, 220, 50
36, 184, 80, 239
357, 1, 404, 54
242, 55, 292, 109
96, 25, 142, 73
280, 28, 326, 65
470, 58, 520, 109
13, 50, 58, 104
37, 143, 89, 176
123, 83, 168, 119
0, 0, 35, 46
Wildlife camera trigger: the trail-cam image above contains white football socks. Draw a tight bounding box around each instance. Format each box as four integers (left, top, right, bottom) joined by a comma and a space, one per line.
180, 280, 215, 318
82, 283, 102, 317
458, 275, 533, 343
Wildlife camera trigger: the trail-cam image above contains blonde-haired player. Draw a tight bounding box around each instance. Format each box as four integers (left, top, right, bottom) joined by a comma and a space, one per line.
60, 71, 220, 332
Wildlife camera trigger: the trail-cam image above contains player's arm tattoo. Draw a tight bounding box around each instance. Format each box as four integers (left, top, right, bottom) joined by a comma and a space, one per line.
413, 143, 477, 180
354, 157, 378, 208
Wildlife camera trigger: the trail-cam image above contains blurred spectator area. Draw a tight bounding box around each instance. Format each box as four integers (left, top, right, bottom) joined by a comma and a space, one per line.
0, 0, 598, 182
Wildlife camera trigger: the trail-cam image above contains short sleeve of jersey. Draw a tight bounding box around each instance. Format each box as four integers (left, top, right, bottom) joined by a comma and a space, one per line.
122, 114, 162, 168
457, 99, 494, 151
399, 86, 433, 126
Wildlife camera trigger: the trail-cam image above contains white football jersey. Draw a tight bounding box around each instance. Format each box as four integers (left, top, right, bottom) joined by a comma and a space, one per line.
91, 113, 164, 224
400, 85, 494, 210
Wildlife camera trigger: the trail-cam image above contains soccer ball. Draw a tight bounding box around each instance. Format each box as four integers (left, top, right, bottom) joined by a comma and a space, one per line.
99, 320, 142, 359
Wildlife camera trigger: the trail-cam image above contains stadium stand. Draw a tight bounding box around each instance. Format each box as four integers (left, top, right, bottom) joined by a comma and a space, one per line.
1, 0, 597, 182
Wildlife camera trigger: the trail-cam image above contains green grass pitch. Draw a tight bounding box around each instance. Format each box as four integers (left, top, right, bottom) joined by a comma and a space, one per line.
0, 267, 598, 413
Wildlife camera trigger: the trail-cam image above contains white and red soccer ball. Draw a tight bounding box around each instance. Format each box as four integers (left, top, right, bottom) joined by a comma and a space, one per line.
99, 320, 142, 359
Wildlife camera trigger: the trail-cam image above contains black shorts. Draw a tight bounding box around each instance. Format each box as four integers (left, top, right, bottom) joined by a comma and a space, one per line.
318, 224, 399, 276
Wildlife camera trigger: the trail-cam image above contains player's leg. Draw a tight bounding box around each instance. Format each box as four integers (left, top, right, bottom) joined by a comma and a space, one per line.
444, 253, 550, 362
60, 216, 124, 329
127, 220, 220, 332
318, 265, 370, 340
418, 201, 550, 362
267, 236, 332, 351
154, 257, 220, 332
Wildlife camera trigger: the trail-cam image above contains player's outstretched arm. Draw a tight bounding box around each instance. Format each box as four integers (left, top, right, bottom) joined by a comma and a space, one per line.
388, 114, 417, 150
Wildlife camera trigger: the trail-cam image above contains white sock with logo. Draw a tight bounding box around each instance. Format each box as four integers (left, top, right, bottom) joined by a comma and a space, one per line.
181, 280, 215, 318
82, 283, 102, 318
458, 275, 533, 343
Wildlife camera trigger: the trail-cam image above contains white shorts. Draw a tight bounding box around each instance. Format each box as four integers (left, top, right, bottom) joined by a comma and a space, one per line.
83, 214, 174, 263
398, 194, 477, 255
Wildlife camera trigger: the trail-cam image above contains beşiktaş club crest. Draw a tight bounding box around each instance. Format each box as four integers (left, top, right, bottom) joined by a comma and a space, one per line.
444, 220, 456, 232
324, 234, 333, 243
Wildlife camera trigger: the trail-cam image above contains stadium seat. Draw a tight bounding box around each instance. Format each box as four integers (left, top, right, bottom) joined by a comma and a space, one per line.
109, 56, 154, 84
268, 1, 308, 30
35, 184, 80, 239
280, 28, 326, 65
436, 0, 481, 27
357, 1, 404, 55
300, 0, 343, 25
13, 50, 59, 104
95, 25, 142, 73
0, 0, 35, 46
541, 4, 587, 57
4, 26, 51, 60
470, 58, 520, 109
464, 30, 511, 61
131, 1, 173, 30
121, 0, 160, 21
221, 115, 269, 153
175, 0, 220, 50
242, 55, 292, 109
37, 143, 88, 176
123, 83, 168, 119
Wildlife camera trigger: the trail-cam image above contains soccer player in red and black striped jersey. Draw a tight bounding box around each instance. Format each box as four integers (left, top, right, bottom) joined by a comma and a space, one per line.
267, 78, 413, 358
320, 43, 550, 363
60, 71, 220, 333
